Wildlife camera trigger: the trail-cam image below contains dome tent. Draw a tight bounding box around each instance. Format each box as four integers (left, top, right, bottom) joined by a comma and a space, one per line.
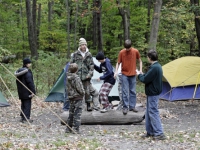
0, 91, 10, 107
159, 56, 200, 101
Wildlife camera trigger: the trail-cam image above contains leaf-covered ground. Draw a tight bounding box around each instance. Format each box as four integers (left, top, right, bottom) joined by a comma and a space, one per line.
0, 96, 200, 150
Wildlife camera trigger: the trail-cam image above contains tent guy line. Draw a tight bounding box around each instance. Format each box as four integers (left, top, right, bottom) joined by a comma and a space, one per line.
0, 62, 78, 135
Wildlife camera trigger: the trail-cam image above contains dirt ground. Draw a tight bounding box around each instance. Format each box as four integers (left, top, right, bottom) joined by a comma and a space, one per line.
0, 97, 200, 150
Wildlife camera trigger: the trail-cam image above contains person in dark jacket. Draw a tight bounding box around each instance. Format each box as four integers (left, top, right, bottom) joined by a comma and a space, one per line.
65, 63, 85, 134
137, 50, 166, 140
15, 58, 36, 123
94, 52, 116, 113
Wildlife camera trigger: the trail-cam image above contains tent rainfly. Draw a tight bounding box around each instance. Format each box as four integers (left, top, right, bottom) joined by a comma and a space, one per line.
159, 56, 200, 101
45, 57, 119, 102
0, 91, 10, 107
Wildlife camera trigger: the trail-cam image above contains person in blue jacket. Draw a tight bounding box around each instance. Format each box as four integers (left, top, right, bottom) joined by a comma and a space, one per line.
63, 62, 70, 111
94, 52, 116, 113
137, 50, 166, 140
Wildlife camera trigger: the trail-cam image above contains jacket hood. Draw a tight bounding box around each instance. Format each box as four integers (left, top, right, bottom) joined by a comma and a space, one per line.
67, 72, 79, 81
15, 67, 28, 77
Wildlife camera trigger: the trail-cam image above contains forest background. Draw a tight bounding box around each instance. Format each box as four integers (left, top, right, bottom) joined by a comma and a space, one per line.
0, 0, 200, 98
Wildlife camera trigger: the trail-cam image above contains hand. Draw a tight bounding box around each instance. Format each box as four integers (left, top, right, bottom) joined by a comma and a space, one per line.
114, 73, 118, 79
136, 69, 140, 75
97, 78, 101, 82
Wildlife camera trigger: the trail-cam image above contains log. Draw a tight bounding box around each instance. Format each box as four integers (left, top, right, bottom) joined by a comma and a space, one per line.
60, 105, 145, 125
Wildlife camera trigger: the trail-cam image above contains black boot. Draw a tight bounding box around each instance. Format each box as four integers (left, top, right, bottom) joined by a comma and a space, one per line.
65, 126, 72, 133
87, 103, 92, 111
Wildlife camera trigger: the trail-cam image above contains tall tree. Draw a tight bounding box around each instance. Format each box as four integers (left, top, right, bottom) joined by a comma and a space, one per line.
93, 0, 103, 52
66, 0, 70, 58
25, 0, 38, 59
116, 0, 130, 41
190, 0, 200, 56
148, 0, 162, 50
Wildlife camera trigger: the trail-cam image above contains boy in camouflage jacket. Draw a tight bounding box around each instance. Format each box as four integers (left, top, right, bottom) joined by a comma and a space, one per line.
65, 63, 85, 134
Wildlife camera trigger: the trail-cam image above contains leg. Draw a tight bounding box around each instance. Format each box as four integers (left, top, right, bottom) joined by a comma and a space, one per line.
148, 95, 164, 136
66, 101, 75, 132
82, 80, 92, 111
73, 100, 83, 133
129, 75, 137, 109
116, 75, 123, 110
122, 74, 129, 109
99, 83, 113, 108
22, 98, 32, 119
89, 84, 100, 110
145, 96, 154, 135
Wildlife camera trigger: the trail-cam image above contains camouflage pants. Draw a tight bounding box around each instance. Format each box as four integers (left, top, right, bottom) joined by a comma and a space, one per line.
67, 100, 82, 130
82, 80, 100, 108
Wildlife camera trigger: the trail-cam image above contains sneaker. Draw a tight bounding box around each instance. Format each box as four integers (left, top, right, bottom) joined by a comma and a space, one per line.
153, 134, 166, 140
141, 133, 153, 138
129, 108, 138, 113
123, 108, 128, 115
22, 119, 33, 123
100, 107, 110, 113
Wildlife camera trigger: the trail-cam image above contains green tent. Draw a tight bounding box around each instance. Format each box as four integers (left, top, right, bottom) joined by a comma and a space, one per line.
45, 58, 119, 102
0, 91, 10, 107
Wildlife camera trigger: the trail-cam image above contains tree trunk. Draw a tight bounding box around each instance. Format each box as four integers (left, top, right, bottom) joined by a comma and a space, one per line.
66, 0, 70, 58
116, 0, 130, 41
93, 0, 103, 52
190, 0, 200, 56
73, 0, 78, 53
37, 3, 41, 49
60, 105, 145, 125
148, 0, 162, 50
25, 0, 38, 59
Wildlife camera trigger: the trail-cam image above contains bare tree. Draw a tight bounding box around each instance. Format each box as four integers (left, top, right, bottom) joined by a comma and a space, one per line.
116, 0, 130, 41
37, 3, 41, 49
190, 0, 200, 56
74, 0, 78, 51
93, 0, 103, 52
148, 0, 162, 50
66, 0, 70, 58
25, 0, 38, 59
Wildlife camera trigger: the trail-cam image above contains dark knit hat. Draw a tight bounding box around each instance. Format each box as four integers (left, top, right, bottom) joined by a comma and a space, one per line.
23, 58, 31, 65
96, 52, 105, 60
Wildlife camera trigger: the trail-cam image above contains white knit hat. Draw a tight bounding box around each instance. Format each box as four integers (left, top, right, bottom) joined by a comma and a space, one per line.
79, 38, 87, 46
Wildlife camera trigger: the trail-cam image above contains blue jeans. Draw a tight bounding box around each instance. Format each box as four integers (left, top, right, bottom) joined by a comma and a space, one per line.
63, 89, 70, 111
122, 74, 136, 109
146, 95, 164, 136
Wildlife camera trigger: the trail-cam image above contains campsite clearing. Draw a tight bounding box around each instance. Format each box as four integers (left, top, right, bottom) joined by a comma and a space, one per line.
0, 96, 200, 149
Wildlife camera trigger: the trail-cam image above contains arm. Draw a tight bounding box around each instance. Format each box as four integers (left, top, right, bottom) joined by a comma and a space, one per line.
25, 71, 36, 94
138, 67, 156, 84
138, 58, 143, 73
94, 64, 102, 73
86, 56, 94, 79
75, 77, 85, 96
114, 62, 120, 79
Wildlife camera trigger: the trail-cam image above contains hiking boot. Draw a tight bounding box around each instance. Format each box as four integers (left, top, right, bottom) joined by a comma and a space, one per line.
87, 103, 92, 111
141, 133, 153, 138
129, 108, 138, 113
65, 127, 72, 133
72, 128, 80, 134
123, 108, 128, 115
153, 134, 166, 140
